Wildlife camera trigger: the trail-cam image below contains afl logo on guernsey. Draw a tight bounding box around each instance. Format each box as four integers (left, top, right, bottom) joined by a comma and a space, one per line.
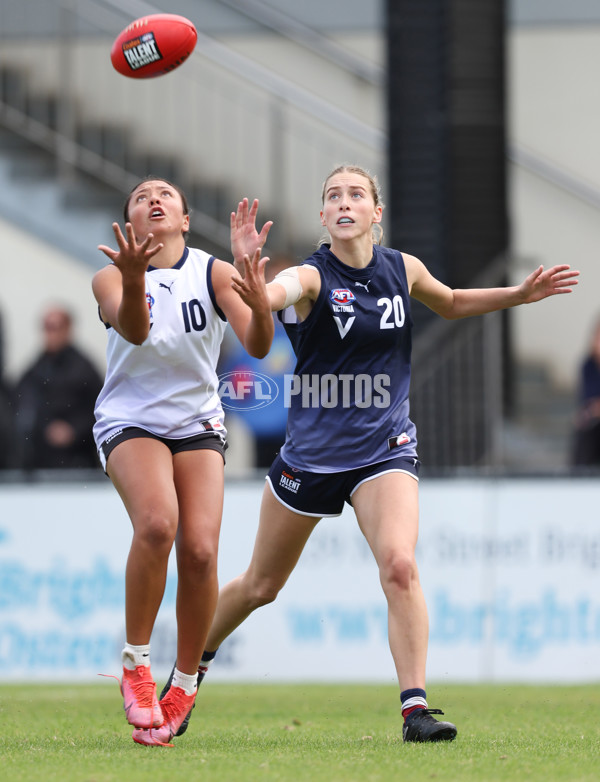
146, 292, 155, 317
329, 289, 356, 306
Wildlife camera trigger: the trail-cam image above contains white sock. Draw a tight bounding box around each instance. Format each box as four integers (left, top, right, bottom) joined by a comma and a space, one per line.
198, 656, 215, 678
172, 667, 198, 696
122, 643, 151, 670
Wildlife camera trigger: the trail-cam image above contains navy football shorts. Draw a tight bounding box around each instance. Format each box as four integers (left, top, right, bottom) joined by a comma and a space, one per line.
266, 452, 420, 517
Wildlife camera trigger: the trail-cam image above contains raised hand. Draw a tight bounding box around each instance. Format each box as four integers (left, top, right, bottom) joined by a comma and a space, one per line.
518, 264, 579, 304
98, 222, 163, 277
230, 198, 273, 276
230, 248, 271, 313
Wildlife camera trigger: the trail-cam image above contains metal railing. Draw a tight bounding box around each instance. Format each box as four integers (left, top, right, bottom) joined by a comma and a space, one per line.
0, 0, 384, 256
509, 143, 600, 211
215, 0, 384, 86
410, 256, 507, 471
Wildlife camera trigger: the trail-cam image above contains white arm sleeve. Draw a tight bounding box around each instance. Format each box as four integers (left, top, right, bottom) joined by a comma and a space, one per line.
273, 267, 304, 308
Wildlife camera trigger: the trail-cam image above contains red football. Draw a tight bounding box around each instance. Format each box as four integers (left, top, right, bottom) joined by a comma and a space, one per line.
110, 13, 197, 79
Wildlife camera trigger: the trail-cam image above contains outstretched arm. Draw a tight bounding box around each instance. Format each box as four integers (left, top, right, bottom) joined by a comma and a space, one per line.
407, 255, 579, 320
93, 222, 163, 344
214, 250, 274, 358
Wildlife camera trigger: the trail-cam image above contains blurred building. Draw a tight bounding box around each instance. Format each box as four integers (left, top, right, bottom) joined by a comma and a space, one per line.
0, 0, 598, 472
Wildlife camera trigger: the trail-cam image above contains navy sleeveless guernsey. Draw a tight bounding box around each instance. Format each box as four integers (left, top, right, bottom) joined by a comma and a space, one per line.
278, 244, 418, 472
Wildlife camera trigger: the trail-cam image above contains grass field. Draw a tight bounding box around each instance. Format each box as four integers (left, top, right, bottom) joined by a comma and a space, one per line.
1, 682, 599, 782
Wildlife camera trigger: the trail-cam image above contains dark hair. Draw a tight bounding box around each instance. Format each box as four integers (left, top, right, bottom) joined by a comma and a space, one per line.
123, 176, 190, 239
319, 164, 384, 245
42, 306, 72, 330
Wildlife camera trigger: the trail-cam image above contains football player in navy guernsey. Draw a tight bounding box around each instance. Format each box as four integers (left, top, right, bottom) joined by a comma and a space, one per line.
92, 178, 274, 746
157, 164, 579, 745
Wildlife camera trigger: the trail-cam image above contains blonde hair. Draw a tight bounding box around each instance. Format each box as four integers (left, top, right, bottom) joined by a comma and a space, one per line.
318, 164, 385, 246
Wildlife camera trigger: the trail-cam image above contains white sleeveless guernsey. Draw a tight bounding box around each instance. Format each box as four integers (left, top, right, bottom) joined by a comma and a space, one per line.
93, 247, 228, 447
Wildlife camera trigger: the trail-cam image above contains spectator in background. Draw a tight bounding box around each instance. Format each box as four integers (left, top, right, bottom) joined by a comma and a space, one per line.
218, 255, 296, 468
572, 318, 600, 467
14, 305, 103, 470
0, 311, 15, 469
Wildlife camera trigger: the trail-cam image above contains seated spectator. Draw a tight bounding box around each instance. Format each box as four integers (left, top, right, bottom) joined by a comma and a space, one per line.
572, 318, 600, 467
14, 305, 103, 470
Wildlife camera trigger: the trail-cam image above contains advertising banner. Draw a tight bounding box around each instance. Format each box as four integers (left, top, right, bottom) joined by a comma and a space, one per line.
0, 478, 598, 682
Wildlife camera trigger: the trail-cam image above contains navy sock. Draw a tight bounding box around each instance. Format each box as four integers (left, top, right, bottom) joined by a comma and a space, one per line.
198, 649, 217, 682
400, 688, 427, 720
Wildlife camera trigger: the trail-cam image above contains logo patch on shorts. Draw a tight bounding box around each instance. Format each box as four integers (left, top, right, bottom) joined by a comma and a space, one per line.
279, 470, 301, 494
388, 432, 411, 450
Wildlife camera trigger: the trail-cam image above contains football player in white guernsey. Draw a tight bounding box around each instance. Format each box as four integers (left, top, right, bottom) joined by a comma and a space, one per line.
92, 178, 274, 746
162, 166, 580, 744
